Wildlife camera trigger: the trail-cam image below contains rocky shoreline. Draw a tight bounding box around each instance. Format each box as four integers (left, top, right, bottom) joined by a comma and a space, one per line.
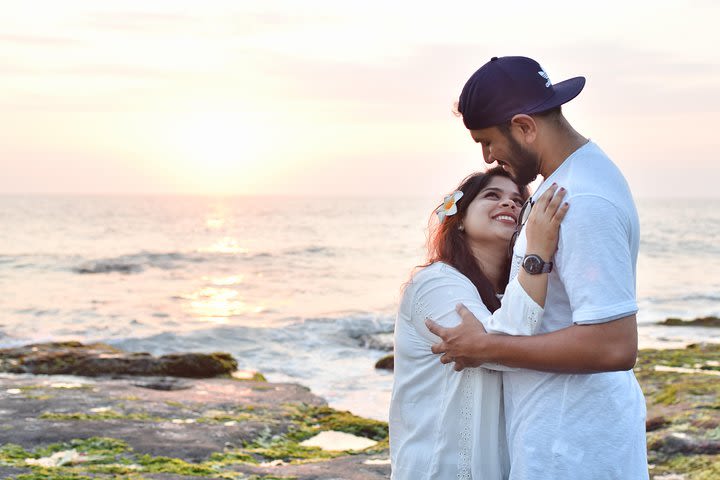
0, 343, 390, 479
1, 341, 719, 479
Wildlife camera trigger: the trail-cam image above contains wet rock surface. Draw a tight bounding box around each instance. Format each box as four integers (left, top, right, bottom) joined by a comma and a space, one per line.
374, 354, 394, 371
658, 316, 720, 327
0, 341, 237, 378
4, 341, 719, 478
0, 346, 390, 479
0, 374, 324, 461
636, 342, 720, 478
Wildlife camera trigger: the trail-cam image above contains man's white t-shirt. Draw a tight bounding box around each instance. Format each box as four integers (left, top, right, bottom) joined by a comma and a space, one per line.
505, 141, 649, 479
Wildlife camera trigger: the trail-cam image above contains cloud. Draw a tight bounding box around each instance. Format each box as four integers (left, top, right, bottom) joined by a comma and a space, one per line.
85, 11, 200, 32
0, 34, 81, 46
226, 40, 720, 121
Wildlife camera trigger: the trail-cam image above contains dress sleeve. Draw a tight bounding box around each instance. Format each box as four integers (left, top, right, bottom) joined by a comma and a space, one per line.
409, 266, 545, 372
483, 276, 544, 336
480, 276, 544, 371
409, 270, 491, 344
409, 268, 544, 341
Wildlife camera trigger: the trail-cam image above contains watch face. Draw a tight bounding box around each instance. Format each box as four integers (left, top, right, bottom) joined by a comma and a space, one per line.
523, 255, 543, 274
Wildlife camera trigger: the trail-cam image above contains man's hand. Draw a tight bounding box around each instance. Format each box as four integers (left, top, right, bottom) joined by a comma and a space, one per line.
425, 304, 492, 371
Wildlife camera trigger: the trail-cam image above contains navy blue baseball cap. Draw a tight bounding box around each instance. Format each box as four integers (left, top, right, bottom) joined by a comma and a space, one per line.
458, 56, 586, 130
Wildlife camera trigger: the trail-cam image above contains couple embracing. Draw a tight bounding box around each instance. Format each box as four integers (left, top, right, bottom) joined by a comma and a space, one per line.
389, 56, 648, 479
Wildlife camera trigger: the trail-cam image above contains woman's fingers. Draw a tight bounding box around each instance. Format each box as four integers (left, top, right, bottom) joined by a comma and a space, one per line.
533, 184, 567, 222
553, 201, 570, 224
545, 187, 567, 217
524, 185, 569, 258
533, 185, 567, 220
534, 183, 558, 212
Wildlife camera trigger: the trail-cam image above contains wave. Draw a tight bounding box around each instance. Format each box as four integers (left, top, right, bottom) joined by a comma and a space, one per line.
107, 312, 396, 358
642, 293, 720, 304
286, 314, 395, 350
285, 246, 334, 257
73, 251, 206, 275
103, 313, 397, 421
0, 253, 75, 271
72, 245, 336, 275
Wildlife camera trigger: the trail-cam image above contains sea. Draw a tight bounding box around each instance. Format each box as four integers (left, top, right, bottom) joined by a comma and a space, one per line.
1, 195, 719, 421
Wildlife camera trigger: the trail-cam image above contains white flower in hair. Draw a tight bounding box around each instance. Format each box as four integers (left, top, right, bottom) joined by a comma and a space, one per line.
436, 191, 464, 223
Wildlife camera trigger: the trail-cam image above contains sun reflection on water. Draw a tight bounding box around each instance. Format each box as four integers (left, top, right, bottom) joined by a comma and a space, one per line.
184, 287, 244, 321
204, 275, 244, 286
181, 285, 264, 324
205, 217, 226, 229
198, 237, 248, 254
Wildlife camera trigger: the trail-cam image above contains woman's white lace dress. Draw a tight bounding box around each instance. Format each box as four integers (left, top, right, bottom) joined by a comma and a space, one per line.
389, 262, 543, 480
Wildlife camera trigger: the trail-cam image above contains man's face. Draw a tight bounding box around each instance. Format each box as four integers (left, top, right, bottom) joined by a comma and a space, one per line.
470, 126, 540, 185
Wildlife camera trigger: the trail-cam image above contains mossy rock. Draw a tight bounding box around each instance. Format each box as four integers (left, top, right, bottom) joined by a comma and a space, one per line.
658, 316, 720, 327
295, 405, 388, 441
636, 343, 720, 478
0, 342, 238, 378
0, 373, 389, 479
648, 453, 720, 479
374, 354, 394, 371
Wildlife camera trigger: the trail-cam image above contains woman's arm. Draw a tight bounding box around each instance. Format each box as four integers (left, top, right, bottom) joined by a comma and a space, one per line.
515, 184, 568, 308
483, 185, 568, 336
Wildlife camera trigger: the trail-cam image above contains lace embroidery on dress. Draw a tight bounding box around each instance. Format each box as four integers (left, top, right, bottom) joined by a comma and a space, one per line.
527, 306, 539, 330
412, 295, 431, 322
457, 370, 474, 479
510, 254, 523, 281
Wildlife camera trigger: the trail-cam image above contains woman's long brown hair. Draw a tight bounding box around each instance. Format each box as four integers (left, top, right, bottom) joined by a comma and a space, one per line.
423, 167, 528, 312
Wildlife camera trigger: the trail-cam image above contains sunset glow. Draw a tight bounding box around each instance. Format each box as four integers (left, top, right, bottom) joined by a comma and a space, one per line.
1, 1, 719, 197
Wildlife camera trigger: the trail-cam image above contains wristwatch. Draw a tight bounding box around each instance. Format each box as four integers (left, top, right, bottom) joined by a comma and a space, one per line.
522, 254, 553, 274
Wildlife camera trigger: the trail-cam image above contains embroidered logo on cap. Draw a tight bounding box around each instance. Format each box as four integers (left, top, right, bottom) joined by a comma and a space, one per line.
538, 70, 551, 88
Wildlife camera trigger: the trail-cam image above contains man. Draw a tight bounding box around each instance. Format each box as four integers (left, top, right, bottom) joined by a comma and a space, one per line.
426, 56, 648, 479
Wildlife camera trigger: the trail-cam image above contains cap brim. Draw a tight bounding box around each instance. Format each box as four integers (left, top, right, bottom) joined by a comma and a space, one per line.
526, 76, 586, 114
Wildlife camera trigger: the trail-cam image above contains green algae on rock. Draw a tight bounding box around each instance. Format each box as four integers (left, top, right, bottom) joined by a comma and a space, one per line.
232, 370, 268, 382
636, 343, 720, 479
0, 341, 388, 479
658, 316, 720, 328
1, 429, 384, 478
0, 371, 389, 479
293, 405, 388, 441
239, 404, 389, 463
636, 342, 720, 373
39, 411, 164, 422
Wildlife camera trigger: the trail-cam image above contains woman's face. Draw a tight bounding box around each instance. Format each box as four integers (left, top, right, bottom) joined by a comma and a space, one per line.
462, 176, 524, 244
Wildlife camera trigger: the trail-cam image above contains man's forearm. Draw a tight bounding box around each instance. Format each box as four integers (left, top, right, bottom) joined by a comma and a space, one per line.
484, 315, 638, 373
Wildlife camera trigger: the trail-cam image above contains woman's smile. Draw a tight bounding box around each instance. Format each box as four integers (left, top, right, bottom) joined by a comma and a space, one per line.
492, 213, 517, 225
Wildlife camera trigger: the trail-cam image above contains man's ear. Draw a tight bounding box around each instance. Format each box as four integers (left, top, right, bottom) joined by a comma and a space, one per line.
510, 114, 537, 144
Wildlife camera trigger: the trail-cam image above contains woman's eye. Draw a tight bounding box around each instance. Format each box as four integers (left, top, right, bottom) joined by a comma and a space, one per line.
485, 192, 499, 199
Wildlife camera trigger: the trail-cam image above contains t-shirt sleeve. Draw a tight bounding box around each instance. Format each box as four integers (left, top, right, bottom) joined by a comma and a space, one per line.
556, 195, 638, 324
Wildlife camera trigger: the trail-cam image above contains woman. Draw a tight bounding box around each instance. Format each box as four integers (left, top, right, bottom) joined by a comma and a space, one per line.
389, 167, 568, 479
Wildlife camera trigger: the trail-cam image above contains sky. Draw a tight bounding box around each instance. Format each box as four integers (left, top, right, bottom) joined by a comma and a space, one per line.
1, 0, 719, 197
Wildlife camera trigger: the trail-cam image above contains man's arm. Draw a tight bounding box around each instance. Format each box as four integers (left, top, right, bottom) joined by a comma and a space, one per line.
427, 305, 637, 373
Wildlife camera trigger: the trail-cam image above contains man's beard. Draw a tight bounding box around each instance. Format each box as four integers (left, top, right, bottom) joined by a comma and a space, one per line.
505, 134, 540, 185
